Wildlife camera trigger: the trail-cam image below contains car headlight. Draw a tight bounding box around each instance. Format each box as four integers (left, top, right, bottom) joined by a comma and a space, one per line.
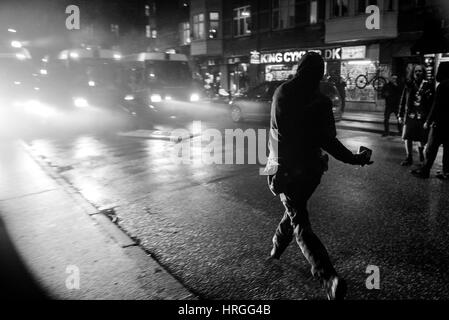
73, 97, 89, 108
124, 94, 135, 101
23, 100, 56, 118
190, 93, 200, 102
150, 94, 162, 103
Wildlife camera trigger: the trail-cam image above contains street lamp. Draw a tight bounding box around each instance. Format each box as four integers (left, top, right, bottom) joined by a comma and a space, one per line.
8, 28, 17, 33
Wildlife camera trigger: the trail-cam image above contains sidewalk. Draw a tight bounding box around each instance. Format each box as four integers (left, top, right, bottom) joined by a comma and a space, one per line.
0, 139, 196, 300
336, 111, 402, 136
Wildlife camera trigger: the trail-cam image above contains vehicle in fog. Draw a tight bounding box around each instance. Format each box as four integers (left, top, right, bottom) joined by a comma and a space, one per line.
228, 80, 343, 123
121, 52, 201, 107
0, 35, 40, 131
0, 34, 35, 106
38, 47, 127, 111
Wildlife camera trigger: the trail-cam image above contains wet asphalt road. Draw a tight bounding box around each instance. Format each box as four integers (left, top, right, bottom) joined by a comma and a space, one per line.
13, 101, 449, 300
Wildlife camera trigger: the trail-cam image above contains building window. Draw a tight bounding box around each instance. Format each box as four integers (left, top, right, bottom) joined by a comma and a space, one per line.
385, 0, 394, 11
209, 12, 219, 39
415, 0, 425, 6
233, 6, 251, 36
332, 0, 349, 17
357, 0, 378, 13
180, 22, 191, 45
310, 0, 318, 24
111, 24, 120, 37
193, 13, 205, 40
272, 0, 295, 29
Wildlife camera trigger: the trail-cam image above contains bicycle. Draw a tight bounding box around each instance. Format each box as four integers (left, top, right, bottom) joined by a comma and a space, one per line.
355, 70, 386, 91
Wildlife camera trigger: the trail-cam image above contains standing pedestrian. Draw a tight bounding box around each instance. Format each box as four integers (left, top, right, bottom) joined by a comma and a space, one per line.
381, 75, 403, 136
335, 76, 347, 114
411, 62, 449, 179
264, 52, 373, 300
398, 64, 434, 166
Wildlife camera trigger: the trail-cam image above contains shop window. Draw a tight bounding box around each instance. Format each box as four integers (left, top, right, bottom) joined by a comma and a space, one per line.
332, 0, 349, 17
179, 22, 191, 45
272, 0, 295, 30
233, 6, 251, 36
209, 12, 220, 39
193, 13, 205, 40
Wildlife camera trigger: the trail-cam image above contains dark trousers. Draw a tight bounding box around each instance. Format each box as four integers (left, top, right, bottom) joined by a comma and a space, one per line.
271, 174, 337, 281
422, 127, 449, 174
384, 106, 402, 134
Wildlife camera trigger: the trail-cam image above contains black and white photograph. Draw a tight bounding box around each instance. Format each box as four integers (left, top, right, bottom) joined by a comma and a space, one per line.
1, 0, 449, 311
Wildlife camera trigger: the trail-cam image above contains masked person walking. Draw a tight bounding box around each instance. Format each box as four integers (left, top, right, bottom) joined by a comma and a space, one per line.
264, 52, 373, 300
398, 65, 434, 166
411, 62, 449, 179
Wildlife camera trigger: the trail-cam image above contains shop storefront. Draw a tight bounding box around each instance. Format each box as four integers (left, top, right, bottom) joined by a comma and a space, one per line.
225, 56, 252, 95
248, 44, 390, 111
192, 57, 223, 95
340, 44, 391, 111
252, 47, 342, 82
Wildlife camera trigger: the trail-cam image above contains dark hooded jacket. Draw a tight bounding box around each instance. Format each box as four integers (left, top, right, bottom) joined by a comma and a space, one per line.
427, 62, 449, 136
268, 52, 356, 176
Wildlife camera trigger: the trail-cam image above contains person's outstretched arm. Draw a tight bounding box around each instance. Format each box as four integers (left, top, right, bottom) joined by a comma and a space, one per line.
319, 99, 371, 166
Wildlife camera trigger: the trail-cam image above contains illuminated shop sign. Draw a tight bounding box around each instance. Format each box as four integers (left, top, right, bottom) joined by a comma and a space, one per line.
258, 48, 341, 64
250, 51, 261, 64
341, 46, 366, 60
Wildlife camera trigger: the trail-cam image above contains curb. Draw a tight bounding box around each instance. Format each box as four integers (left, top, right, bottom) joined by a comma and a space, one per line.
19, 140, 198, 300
336, 124, 401, 136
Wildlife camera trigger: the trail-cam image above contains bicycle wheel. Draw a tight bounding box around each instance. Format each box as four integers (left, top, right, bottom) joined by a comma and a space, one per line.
373, 77, 386, 91
355, 75, 368, 89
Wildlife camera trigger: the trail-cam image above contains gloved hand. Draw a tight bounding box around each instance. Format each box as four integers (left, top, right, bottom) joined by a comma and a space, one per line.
353, 150, 374, 167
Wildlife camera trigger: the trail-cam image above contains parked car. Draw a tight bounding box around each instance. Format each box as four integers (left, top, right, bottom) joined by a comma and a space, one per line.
229, 80, 343, 123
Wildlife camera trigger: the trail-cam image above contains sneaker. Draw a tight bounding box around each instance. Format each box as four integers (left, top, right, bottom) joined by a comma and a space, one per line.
401, 157, 413, 166
411, 168, 430, 179
323, 276, 347, 300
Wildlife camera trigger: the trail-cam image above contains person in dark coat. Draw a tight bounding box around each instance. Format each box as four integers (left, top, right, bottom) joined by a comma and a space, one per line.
381, 75, 403, 136
398, 64, 434, 166
264, 52, 373, 300
411, 62, 449, 179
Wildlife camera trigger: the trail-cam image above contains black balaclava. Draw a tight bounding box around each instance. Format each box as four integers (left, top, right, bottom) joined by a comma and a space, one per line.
285, 51, 324, 103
